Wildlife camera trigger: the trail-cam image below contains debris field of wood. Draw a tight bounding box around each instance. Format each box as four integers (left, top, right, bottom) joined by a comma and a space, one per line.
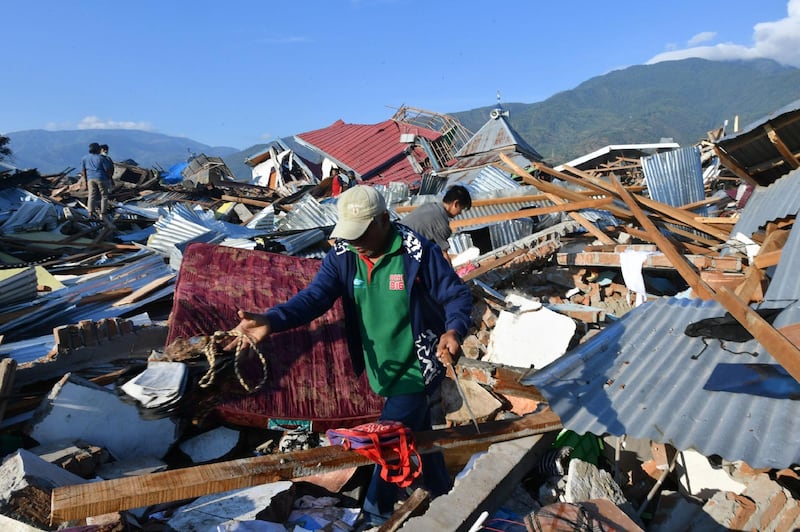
0, 104, 799, 531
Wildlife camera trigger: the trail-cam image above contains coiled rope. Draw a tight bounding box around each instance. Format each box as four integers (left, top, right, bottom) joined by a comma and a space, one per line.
198, 329, 268, 393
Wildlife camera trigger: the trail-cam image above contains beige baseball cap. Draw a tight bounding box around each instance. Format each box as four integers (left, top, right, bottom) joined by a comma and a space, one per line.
330, 185, 386, 240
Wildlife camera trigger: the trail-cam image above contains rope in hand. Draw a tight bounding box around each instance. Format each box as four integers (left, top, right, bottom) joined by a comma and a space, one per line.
198, 329, 269, 393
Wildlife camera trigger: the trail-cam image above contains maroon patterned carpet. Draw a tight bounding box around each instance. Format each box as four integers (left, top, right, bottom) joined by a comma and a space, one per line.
167, 242, 383, 430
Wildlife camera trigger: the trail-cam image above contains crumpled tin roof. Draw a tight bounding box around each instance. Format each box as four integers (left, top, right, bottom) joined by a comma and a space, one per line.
525, 296, 800, 469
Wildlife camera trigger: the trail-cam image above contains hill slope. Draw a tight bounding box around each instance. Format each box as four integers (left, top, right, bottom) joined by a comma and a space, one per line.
452, 58, 800, 164
5, 129, 238, 175
6, 58, 800, 177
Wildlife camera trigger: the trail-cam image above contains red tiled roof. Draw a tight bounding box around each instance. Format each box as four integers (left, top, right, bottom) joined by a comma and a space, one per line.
298, 119, 441, 188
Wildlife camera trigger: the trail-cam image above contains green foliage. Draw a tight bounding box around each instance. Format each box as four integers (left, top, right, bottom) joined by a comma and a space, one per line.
453, 58, 800, 165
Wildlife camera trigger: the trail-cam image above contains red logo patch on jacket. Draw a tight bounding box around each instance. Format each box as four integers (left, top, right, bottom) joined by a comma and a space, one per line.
389, 274, 405, 290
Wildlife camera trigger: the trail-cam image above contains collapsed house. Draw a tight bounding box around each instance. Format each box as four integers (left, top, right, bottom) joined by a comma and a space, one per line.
0, 100, 798, 531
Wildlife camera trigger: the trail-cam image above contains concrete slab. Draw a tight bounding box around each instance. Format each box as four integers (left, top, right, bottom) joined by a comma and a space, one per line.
28, 374, 180, 461
403, 434, 548, 531
0, 449, 88, 529
676, 448, 746, 500
485, 294, 575, 369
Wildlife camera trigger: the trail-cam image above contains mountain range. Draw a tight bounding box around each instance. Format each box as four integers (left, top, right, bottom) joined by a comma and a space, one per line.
4, 58, 800, 179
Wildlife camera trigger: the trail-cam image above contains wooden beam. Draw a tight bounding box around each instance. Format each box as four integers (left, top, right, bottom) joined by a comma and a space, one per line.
395, 194, 551, 214
733, 266, 766, 304
460, 249, 528, 282
50, 411, 562, 524
610, 175, 716, 299
449, 197, 613, 229
556, 249, 743, 272
497, 154, 632, 220
752, 249, 782, 269
679, 196, 728, 212
714, 287, 800, 384
220, 195, 272, 208
0, 358, 17, 422
378, 488, 430, 531
713, 146, 759, 187
544, 193, 617, 245
764, 123, 800, 169
560, 164, 731, 242
694, 217, 739, 225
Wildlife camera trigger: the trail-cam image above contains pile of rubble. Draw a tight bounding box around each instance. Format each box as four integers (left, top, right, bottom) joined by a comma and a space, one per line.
0, 101, 799, 530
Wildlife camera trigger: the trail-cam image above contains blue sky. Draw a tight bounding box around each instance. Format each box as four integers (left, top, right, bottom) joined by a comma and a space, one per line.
4, 0, 799, 150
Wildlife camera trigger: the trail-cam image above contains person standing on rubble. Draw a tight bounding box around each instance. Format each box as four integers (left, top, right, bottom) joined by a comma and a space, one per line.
80, 142, 114, 220
400, 184, 472, 264
230, 184, 473, 526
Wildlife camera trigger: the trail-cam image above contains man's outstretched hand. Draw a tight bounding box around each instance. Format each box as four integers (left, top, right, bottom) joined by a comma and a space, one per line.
225, 310, 272, 351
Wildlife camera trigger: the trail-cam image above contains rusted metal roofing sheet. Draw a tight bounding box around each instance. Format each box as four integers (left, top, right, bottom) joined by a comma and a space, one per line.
727, 167, 800, 239
295, 119, 441, 188
715, 98, 800, 185
525, 296, 800, 469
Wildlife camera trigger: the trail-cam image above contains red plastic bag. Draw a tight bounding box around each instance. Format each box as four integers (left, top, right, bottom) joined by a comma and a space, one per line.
327, 421, 422, 487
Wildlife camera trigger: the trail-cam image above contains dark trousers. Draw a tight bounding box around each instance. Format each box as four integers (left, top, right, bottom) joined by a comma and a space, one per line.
362, 389, 452, 518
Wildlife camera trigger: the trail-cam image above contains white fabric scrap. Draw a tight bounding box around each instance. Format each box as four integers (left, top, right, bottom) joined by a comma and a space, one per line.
620, 250, 651, 307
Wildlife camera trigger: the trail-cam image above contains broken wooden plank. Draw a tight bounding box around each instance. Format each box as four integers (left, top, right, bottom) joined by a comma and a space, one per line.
560, 164, 732, 242
555, 250, 743, 272
610, 175, 716, 300
112, 274, 175, 307
395, 194, 552, 214
0, 358, 17, 422
497, 154, 632, 221
50, 410, 562, 523
752, 249, 782, 269
544, 192, 617, 245
734, 266, 767, 304
460, 249, 527, 282
694, 217, 739, 225
450, 197, 613, 229
378, 488, 430, 532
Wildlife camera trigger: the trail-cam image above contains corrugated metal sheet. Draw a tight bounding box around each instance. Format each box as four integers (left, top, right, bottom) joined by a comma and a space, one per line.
0, 197, 60, 233
466, 166, 522, 192
0, 267, 38, 306
0, 251, 174, 342
146, 203, 262, 256
716, 98, 800, 185
455, 111, 542, 161
727, 167, 800, 239
489, 218, 535, 249
295, 119, 441, 188
762, 221, 800, 307
275, 195, 338, 232
641, 146, 707, 214
525, 296, 800, 469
